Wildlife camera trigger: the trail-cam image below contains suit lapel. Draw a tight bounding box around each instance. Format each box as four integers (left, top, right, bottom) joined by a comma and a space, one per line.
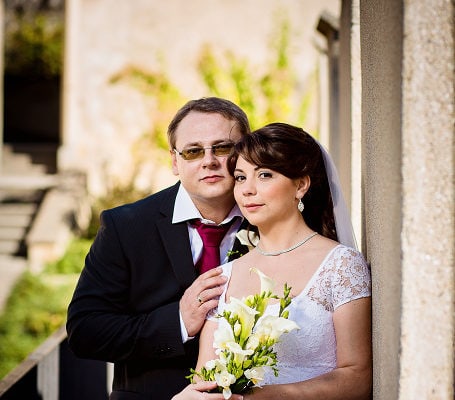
156, 183, 197, 288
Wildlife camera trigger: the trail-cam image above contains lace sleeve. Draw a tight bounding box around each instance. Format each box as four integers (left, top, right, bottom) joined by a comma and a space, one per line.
309, 246, 371, 311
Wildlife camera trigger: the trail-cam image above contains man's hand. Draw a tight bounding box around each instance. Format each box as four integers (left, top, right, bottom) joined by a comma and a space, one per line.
180, 267, 227, 337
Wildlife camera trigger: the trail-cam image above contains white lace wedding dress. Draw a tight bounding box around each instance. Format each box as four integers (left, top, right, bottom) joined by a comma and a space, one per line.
215, 244, 371, 385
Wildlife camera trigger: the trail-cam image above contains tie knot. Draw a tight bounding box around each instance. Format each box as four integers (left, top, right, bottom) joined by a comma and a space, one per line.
192, 220, 232, 247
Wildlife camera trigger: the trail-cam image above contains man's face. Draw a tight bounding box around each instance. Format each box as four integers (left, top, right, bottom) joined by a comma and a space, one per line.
171, 111, 242, 210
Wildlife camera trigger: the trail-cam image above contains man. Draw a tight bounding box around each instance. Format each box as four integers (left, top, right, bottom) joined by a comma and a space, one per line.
66, 97, 251, 399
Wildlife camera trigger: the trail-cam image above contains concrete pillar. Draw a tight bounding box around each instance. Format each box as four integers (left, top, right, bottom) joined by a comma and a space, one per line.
360, 1, 404, 399
360, 0, 454, 398
59, 0, 82, 172
339, 0, 362, 247
0, 1, 4, 172
317, 11, 340, 166
399, 0, 454, 398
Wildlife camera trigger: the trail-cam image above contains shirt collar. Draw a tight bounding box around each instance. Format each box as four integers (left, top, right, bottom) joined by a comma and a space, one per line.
172, 184, 243, 224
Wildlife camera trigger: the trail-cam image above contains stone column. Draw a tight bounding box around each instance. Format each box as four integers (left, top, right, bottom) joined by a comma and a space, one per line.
59, 0, 82, 172
399, 0, 454, 398
0, 1, 4, 172
360, 0, 454, 398
339, 0, 363, 246
360, 1, 404, 399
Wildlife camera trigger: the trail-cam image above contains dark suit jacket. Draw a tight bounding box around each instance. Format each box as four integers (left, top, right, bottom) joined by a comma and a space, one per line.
66, 182, 248, 400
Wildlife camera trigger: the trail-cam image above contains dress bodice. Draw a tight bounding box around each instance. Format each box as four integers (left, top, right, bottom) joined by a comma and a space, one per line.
214, 245, 371, 385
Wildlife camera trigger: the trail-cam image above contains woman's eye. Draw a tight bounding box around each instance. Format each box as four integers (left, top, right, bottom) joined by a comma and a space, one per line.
234, 175, 245, 182
258, 171, 272, 179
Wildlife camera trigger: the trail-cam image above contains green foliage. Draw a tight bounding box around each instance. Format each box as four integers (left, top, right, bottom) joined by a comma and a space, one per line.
44, 239, 93, 274
110, 65, 186, 153
196, 18, 307, 130
5, 12, 63, 78
0, 239, 90, 379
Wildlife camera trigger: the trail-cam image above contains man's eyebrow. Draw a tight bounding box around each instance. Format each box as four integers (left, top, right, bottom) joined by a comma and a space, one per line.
181, 139, 230, 148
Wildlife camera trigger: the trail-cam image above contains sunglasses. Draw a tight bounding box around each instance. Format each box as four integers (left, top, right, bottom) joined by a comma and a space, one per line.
173, 142, 235, 161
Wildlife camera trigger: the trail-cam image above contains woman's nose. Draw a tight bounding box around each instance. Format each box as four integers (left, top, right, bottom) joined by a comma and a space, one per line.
242, 180, 256, 196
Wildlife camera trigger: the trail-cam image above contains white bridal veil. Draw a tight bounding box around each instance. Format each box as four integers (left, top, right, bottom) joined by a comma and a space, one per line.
317, 142, 358, 250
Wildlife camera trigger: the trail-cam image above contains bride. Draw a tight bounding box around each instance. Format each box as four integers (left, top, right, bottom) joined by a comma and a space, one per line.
174, 123, 372, 400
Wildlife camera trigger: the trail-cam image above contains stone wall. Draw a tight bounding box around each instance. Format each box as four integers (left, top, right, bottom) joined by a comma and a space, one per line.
60, 0, 339, 196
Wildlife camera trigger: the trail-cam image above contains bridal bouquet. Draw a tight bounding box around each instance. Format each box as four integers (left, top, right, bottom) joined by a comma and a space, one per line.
188, 268, 299, 399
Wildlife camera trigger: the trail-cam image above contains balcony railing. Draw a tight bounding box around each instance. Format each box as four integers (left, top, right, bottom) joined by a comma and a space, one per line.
0, 326, 109, 399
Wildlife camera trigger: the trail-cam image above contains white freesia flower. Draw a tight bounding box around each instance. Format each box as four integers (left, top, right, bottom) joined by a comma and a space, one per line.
214, 370, 236, 399
225, 341, 254, 365
244, 366, 265, 385
245, 333, 260, 351
236, 229, 260, 250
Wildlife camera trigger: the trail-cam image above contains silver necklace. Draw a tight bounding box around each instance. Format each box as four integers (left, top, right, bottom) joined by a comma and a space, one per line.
255, 232, 318, 256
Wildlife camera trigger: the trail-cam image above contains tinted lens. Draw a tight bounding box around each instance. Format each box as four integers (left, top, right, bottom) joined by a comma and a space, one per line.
177, 143, 234, 160
180, 148, 205, 160
213, 143, 234, 156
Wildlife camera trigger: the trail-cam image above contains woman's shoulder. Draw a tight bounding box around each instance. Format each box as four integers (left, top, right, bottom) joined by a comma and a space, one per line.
329, 244, 368, 264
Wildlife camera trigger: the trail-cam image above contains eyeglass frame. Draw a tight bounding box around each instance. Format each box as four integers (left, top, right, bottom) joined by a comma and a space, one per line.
173, 142, 235, 161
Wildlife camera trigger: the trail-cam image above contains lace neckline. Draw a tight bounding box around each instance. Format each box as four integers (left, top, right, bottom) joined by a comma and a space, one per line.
226, 244, 343, 306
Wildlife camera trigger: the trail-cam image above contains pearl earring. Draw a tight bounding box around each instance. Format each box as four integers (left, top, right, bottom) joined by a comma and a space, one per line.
298, 198, 304, 212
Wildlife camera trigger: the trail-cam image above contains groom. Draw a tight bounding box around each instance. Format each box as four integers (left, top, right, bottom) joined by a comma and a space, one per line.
66, 97, 251, 399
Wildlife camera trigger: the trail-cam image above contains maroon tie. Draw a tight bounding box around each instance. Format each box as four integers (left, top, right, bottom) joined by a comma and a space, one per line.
192, 220, 233, 274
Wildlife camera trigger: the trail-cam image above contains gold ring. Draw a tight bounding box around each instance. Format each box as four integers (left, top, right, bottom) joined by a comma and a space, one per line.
197, 295, 204, 304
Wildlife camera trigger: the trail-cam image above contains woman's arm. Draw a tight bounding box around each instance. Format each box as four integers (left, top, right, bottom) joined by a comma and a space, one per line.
173, 320, 244, 400
244, 297, 372, 400
195, 319, 219, 371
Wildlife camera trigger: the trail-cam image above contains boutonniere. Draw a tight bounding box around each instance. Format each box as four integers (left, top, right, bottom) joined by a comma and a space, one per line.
235, 229, 259, 251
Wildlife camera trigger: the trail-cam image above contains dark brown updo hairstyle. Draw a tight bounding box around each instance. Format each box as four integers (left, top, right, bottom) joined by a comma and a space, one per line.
228, 122, 337, 241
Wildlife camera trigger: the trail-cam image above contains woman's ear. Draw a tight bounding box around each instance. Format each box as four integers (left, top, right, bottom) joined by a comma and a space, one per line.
296, 176, 311, 198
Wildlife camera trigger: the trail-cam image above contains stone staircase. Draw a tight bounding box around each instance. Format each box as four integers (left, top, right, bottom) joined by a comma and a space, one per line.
0, 144, 57, 311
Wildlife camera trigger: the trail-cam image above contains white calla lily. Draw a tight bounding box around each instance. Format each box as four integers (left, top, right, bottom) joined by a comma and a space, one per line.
250, 267, 275, 295
224, 297, 258, 344
213, 318, 236, 351
255, 315, 300, 341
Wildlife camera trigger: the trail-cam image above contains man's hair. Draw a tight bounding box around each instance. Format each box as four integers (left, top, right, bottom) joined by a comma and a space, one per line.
167, 97, 250, 148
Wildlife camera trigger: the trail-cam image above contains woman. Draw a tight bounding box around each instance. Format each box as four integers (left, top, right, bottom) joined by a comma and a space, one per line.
174, 123, 372, 400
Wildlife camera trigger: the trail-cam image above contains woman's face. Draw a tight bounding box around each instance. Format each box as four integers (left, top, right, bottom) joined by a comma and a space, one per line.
233, 156, 306, 229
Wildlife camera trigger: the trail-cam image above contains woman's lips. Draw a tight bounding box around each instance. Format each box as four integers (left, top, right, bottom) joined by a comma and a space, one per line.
243, 203, 263, 212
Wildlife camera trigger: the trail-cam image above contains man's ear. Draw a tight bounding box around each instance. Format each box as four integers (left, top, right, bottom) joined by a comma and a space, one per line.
170, 150, 179, 176
296, 176, 311, 198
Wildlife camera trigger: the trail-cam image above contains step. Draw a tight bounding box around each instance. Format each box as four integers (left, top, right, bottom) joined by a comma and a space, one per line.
0, 175, 57, 190
0, 226, 27, 240
2, 152, 47, 175
0, 240, 22, 255
0, 203, 37, 216
0, 214, 33, 228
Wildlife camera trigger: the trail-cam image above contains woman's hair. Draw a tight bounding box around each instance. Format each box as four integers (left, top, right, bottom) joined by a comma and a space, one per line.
167, 97, 250, 149
228, 122, 337, 241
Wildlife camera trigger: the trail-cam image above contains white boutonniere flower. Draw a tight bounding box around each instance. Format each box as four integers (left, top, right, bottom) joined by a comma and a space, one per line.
235, 229, 260, 250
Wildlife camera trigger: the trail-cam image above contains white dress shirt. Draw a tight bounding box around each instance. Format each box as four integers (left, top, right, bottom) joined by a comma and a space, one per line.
173, 185, 243, 341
